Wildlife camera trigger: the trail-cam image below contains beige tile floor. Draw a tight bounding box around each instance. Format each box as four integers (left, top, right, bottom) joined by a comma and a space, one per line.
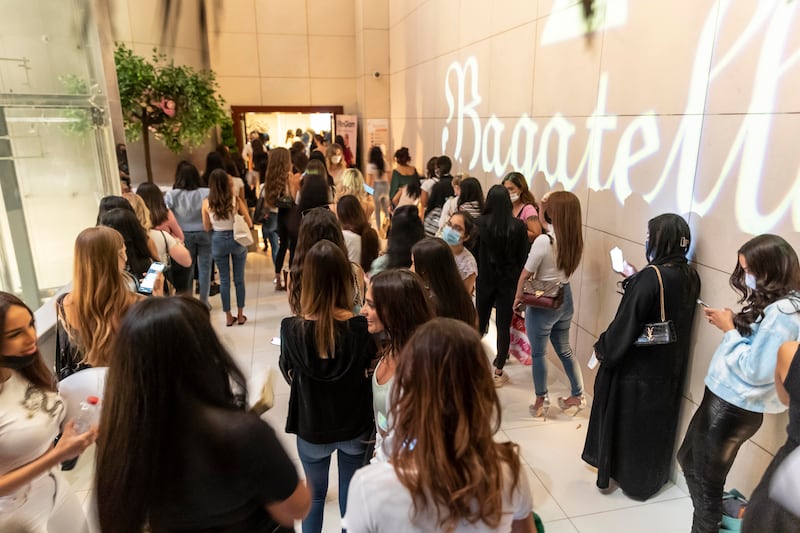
64, 251, 694, 532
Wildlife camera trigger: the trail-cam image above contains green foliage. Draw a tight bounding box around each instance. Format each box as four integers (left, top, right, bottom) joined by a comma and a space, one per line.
114, 43, 228, 153
58, 74, 92, 138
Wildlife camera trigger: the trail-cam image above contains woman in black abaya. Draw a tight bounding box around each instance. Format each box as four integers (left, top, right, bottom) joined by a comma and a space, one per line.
582, 214, 701, 501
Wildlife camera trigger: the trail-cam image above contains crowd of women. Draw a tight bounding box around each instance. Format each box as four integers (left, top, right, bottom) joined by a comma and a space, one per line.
1, 139, 799, 533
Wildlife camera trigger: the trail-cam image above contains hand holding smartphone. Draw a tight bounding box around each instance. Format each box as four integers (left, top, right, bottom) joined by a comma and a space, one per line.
139, 262, 165, 294
610, 247, 637, 277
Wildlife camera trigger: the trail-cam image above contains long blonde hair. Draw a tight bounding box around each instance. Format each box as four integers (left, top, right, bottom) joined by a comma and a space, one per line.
390, 318, 521, 530
123, 192, 152, 231
70, 226, 138, 366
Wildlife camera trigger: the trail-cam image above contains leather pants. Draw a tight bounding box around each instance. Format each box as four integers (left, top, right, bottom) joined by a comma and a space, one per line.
677, 387, 763, 533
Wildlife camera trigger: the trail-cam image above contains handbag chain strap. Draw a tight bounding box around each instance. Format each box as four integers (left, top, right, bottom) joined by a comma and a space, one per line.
649, 265, 666, 321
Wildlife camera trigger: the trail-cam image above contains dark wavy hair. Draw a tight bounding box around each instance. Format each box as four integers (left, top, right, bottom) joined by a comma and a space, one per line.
96, 297, 247, 533
207, 168, 234, 220
412, 238, 478, 329
370, 146, 386, 173
389, 318, 521, 530
502, 172, 537, 209
201, 151, 226, 187
96, 195, 134, 225
0, 292, 55, 391
731, 234, 800, 336
394, 147, 411, 166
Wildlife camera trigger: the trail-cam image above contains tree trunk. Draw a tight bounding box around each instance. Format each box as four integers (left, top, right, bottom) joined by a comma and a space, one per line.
141, 116, 153, 183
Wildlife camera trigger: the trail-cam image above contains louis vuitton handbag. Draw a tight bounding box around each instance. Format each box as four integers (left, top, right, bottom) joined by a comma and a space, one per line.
521, 278, 564, 309
633, 265, 677, 346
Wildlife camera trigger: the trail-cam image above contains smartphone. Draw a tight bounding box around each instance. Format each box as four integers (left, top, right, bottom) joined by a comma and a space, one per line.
364, 184, 375, 195
697, 298, 711, 308
139, 262, 165, 294
610, 247, 624, 273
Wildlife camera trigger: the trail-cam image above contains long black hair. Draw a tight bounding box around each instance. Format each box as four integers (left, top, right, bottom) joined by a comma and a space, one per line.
200, 151, 226, 187
370, 146, 386, 174
386, 205, 425, 269
732, 234, 800, 336
96, 195, 134, 225
173, 161, 201, 190
0, 292, 55, 391
481, 185, 515, 248
100, 208, 154, 278
96, 296, 247, 533
412, 238, 478, 329
457, 177, 484, 212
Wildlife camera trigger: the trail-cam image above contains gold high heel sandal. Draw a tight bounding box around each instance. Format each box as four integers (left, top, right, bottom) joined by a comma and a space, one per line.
529, 395, 551, 421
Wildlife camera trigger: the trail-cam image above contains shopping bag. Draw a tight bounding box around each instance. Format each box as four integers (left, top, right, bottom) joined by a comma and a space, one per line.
509, 313, 532, 365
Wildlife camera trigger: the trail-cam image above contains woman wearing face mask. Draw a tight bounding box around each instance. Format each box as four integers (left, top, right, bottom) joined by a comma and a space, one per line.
0, 292, 97, 533
677, 234, 800, 533
361, 270, 434, 462
443, 211, 478, 296
325, 143, 347, 185
503, 172, 541, 242
581, 214, 701, 501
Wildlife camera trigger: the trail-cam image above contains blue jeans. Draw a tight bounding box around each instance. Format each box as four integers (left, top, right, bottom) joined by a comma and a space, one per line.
296, 434, 368, 533
211, 230, 247, 313
260, 211, 280, 272
525, 284, 584, 398
183, 230, 212, 305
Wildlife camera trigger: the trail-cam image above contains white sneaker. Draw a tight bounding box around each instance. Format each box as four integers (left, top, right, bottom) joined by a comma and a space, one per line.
493, 371, 509, 387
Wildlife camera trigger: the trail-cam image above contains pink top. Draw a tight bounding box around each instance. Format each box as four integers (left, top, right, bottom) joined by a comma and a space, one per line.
155, 210, 184, 241
515, 203, 538, 221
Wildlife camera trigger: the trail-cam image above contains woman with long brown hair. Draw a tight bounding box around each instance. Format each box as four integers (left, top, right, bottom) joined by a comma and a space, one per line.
280, 240, 376, 533
344, 318, 535, 532
514, 190, 585, 418
202, 168, 253, 327
265, 147, 293, 289
337, 194, 380, 273
411, 238, 478, 329
360, 269, 434, 461
288, 207, 365, 316
0, 292, 96, 533
56, 226, 146, 375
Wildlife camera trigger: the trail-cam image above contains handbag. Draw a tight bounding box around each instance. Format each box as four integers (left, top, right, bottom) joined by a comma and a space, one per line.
253, 185, 269, 223
233, 204, 254, 247
275, 182, 294, 209
633, 265, 677, 346
509, 313, 532, 365
520, 235, 564, 309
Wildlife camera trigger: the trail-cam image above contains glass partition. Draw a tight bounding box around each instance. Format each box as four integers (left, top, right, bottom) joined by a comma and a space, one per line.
0, 0, 118, 305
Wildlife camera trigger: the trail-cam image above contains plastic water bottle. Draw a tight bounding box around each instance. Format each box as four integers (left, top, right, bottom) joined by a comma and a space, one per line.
73, 395, 100, 434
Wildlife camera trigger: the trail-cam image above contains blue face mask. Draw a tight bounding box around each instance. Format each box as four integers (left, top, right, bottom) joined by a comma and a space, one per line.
745, 273, 757, 290
442, 226, 462, 246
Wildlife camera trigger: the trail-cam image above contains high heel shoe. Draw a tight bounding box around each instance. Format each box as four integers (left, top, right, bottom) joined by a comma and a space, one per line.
557, 395, 587, 414
529, 395, 551, 420
274, 272, 286, 292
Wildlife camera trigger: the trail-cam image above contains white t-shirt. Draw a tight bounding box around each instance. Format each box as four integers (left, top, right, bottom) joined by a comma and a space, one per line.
421, 177, 439, 194
454, 248, 478, 281
343, 461, 533, 532
149, 229, 178, 265
342, 229, 362, 264
232, 177, 245, 198
524, 233, 567, 282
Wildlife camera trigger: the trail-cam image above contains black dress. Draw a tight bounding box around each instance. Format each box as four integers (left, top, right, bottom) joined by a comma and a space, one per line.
582, 260, 700, 501
741, 346, 800, 532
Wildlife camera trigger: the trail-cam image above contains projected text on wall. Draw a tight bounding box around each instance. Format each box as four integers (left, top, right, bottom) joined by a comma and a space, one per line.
440, 0, 800, 233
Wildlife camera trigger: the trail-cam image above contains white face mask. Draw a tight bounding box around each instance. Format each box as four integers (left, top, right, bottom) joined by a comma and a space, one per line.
332, 156, 342, 164
509, 193, 520, 203
745, 273, 757, 290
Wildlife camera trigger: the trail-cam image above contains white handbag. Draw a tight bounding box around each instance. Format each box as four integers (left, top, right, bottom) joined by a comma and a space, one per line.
233, 212, 253, 247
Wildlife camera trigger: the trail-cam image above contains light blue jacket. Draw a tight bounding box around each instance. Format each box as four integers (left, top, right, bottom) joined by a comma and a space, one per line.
705, 295, 800, 413
164, 188, 209, 232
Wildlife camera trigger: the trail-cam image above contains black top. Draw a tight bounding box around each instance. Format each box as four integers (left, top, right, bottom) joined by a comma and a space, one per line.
473, 216, 529, 287
149, 408, 299, 532
786, 346, 800, 445
582, 262, 701, 500
279, 315, 376, 444
425, 175, 454, 214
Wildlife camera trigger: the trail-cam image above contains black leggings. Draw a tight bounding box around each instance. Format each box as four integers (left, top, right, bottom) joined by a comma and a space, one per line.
476, 282, 515, 370
677, 387, 763, 533
274, 207, 296, 272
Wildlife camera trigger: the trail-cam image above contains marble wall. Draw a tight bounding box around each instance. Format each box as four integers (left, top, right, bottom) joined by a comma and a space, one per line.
387, 0, 800, 495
